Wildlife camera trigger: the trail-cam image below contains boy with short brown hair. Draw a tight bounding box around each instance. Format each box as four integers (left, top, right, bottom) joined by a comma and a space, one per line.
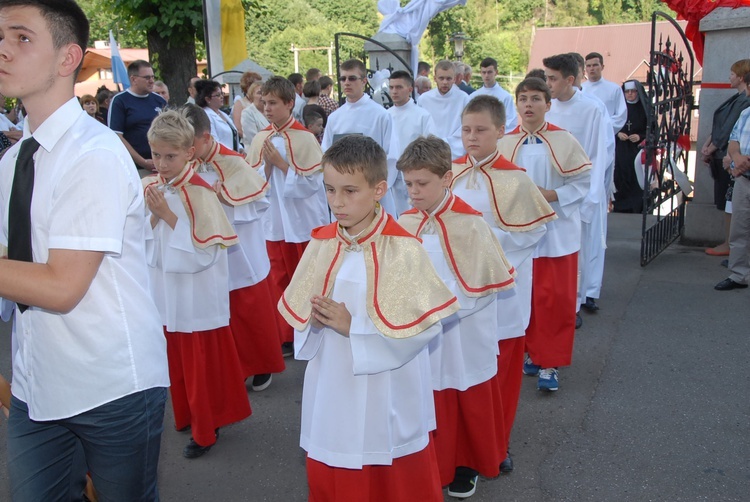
280, 135, 458, 501
247, 76, 328, 355
397, 135, 516, 498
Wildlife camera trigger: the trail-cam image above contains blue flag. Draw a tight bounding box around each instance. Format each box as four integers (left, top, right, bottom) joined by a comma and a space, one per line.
109, 30, 130, 90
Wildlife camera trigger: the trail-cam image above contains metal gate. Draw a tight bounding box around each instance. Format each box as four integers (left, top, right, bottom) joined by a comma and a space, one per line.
333, 32, 414, 108
640, 12, 695, 266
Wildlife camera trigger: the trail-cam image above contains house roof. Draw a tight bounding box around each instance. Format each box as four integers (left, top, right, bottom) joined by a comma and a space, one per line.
78, 48, 150, 82
528, 21, 703, 85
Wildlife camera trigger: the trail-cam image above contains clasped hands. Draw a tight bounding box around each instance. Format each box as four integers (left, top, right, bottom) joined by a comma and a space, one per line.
310, 295, 351, 337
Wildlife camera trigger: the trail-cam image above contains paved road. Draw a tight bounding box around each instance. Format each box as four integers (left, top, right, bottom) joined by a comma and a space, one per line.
0, 213, 747, 501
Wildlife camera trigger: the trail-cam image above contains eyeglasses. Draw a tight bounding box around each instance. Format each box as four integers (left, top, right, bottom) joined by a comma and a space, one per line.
135, 74, 155, 81
338, 76, 363, 83
210, 93, 223, 99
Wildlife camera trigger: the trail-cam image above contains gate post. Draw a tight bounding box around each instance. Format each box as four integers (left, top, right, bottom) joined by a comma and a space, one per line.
685, 7, 750, 246
363, 32, 412, 74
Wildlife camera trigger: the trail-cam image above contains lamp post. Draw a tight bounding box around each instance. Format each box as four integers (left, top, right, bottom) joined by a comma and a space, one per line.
449, 32, 469, 61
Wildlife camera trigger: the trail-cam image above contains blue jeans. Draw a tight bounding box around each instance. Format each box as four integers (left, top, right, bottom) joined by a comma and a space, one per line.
7, 387, 167, 502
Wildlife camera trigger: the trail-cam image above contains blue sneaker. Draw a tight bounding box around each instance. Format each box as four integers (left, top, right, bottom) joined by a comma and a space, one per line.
523, 355, 541, 376
537, 368, 559, 391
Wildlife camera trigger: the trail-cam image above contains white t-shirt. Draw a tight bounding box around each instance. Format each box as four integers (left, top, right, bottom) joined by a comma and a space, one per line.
471, 83, 519, 131
0, 98, 169, 421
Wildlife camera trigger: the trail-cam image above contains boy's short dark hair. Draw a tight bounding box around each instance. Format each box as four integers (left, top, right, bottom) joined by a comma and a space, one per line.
261, 76, 296, 104
480, 57, 498, 71
1, 0, 89, 72
434, 60, 454, 73
396, 135, 452, 177
418, 61, 431, 74
542, 54, 579, 80
585, 52, 604, 65
288, 73, 304, 87
389, 70, 413, 87
319, 76, 334, 90
515, 77, 551, 103
525, 68, 546, 81
96, 88, 112, 105
180, 103, 211, 136
303, 110, 324, 128
322, 136, 387, 186
305, 68, 321, 81
568, 52, 585, 72
303, 104, 327, 128
303, 80, 321, 98
128, 60, 152, 78
462, 95, 506, 129
340, 59, 367, 79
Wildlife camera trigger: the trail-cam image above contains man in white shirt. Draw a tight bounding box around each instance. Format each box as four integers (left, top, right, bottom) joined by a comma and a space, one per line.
288, 72, 307, 123
387, 70, 436, 214
322, 59, 399, 215
581, 52, 627, 135
418, 60, 470, 159
544, 53, 612, 320
471, 57, 518, 131
0, 1, 170, 499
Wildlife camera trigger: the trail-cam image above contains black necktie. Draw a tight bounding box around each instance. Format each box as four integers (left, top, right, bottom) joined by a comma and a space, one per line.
8, 137, 40, 313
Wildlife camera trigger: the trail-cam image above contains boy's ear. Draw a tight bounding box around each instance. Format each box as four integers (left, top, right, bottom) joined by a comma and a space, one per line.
373, 180, 388, 201
441, 170, 454, 187
187, 145, 197, 161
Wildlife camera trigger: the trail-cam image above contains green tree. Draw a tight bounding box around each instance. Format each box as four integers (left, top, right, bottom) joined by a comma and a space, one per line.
79, 0, 146, 48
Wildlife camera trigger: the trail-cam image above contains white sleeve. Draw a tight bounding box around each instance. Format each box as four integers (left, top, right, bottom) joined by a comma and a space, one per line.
295, 324, 325, 361
283, 169, 324, 199
610, 88, 628, 132
504, 94, 519, 131
554, 170, 591, 219
454, 292, 494, 321
349, 317, 442, 375
493, 224, 547, 270
157, 218, 223, 274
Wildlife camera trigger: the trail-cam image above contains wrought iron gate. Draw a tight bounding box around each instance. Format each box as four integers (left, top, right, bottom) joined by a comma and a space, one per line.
640, 12, 695, 266
333, 32, 415, 108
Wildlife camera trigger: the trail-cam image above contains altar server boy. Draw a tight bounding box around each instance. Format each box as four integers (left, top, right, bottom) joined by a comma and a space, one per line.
451, 95, 556, 471
498, 78, 591, 393
144, 111, 251, 459
279, 136, 459, 501
247, 77, 328, 354
397, 136, 516, 498
183, 104, 285, 391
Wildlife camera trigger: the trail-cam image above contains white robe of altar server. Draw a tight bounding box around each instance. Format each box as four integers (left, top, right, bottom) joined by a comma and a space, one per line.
259, 135, 328, 244
146, 188, 229, 333
198, 168, 271, 291
418, 85, 470, 159
471, 83, 519, 131
388, 99, 437, 214
295, 250, 440, 469
452, 166, 545, 337
322, 95, 400, 215
547, 88, 612, 302
420, 231, 499, 391
582, 78, 628, 134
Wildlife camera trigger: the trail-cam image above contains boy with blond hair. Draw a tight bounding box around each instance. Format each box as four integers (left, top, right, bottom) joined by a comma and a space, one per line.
397, 135, 516, 498
143, 111, 251, 458
247, 76, 328, 355
451, 95, 556, 471
498, 78, 591, 393
183, 104, 285, 391
279, 135, 459, 501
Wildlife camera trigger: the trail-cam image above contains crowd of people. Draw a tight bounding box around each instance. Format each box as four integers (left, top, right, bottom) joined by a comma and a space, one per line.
0, 0, 748, 501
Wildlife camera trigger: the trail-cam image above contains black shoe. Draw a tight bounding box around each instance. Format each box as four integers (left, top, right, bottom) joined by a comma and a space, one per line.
575, 313, 582, 329
447, 467, 479, 498
499, 452, 514, 473
251, 373, 272, 391
183, 429, 219, 459
720, 259, 729, 268
581, 297, 599, 312
281, 342, 294, 358
714, 278, 748, 291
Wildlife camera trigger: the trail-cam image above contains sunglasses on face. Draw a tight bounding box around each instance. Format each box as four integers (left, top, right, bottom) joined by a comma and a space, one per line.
338, 76, 363, 83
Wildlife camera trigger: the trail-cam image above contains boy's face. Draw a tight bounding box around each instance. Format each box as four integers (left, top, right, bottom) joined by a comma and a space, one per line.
480, 65, 498, 87
435, 68, 455, 95
307, 117, 324, 136
461, 111, 504, 160
192, 131, 213, 160
323, 166, 386, 236
516, 90, 550, 128
150, 139, 195, 181
262, 92, 294, 126
544, 68, 573, 100
585, 58, 603, 82
0, 6, 75, 101
403, 168, 452, 214
388, 78, 412, 106
339, 68, 366, 102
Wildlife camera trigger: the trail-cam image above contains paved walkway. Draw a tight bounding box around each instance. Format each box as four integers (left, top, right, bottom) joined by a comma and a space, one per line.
0, 213, 747, 501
